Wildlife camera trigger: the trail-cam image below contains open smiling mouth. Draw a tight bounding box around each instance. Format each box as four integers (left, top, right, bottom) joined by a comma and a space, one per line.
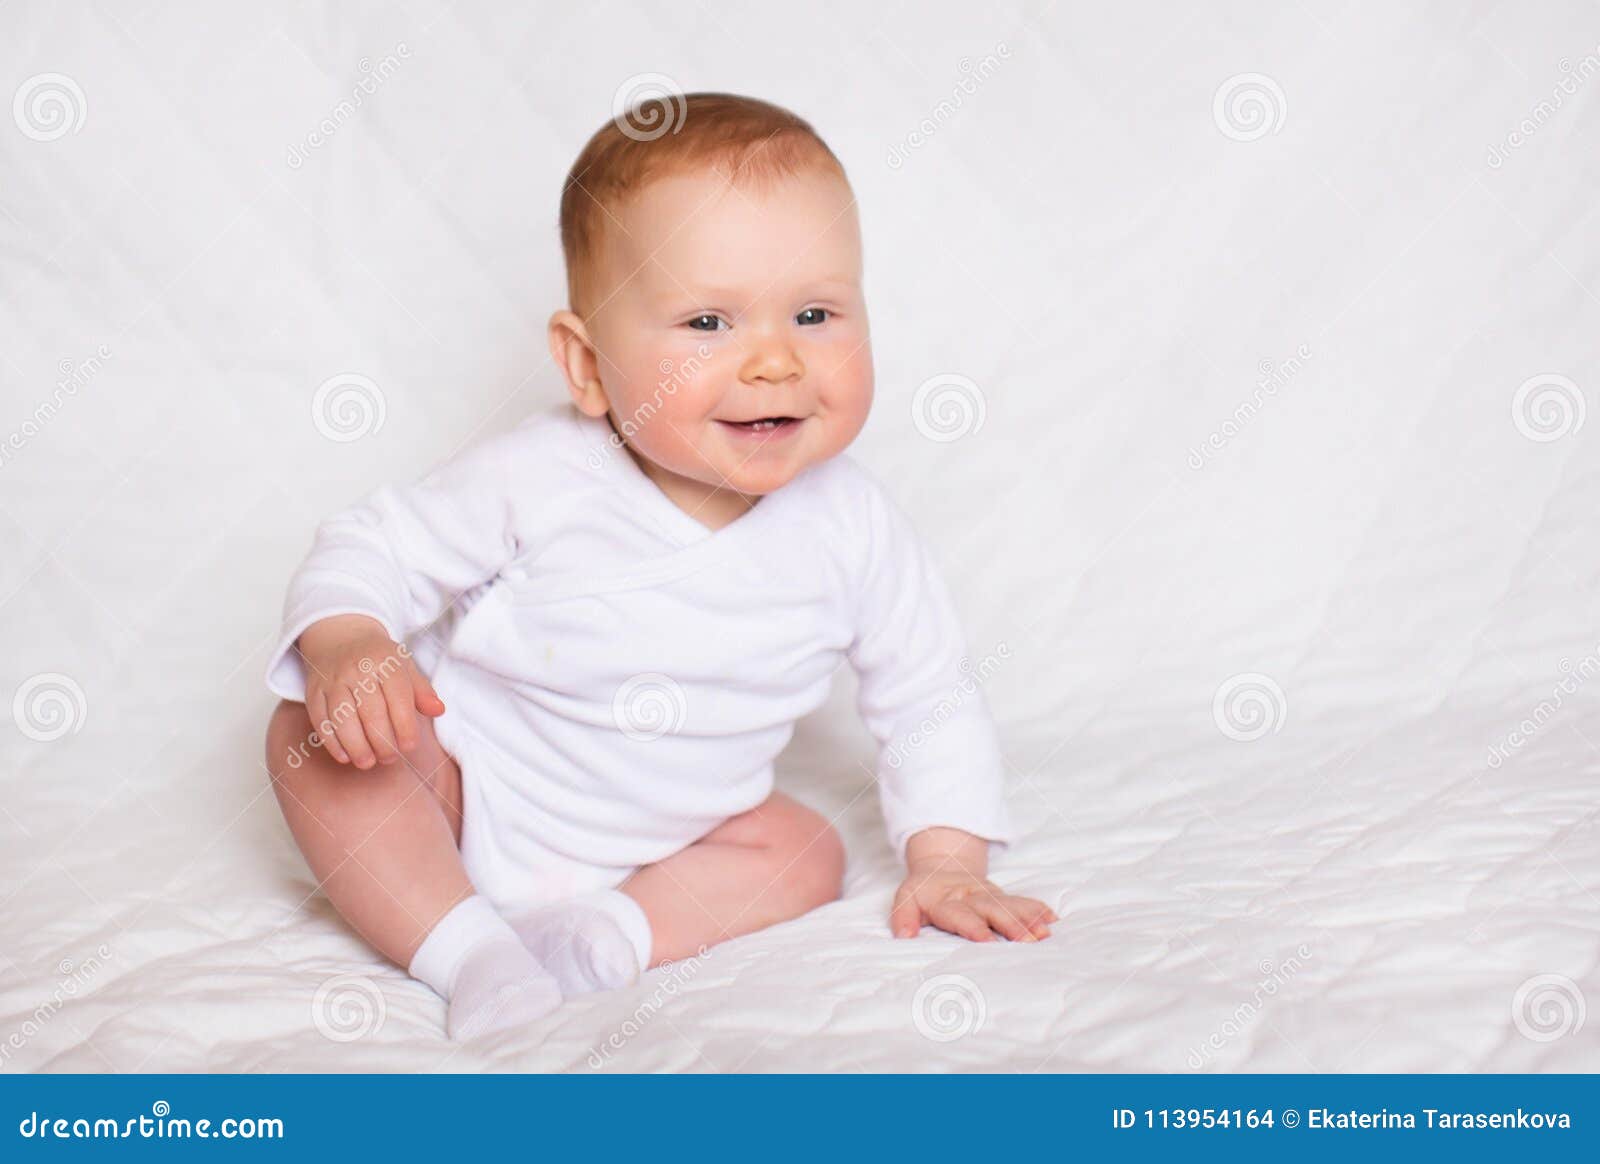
718, 416, 802, 433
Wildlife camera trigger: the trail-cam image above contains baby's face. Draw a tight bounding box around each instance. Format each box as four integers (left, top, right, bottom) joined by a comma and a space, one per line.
582, 164, 872, 501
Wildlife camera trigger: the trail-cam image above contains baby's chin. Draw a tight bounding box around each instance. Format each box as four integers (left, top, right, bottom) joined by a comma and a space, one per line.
716, 432, 838, 494
720, 460, 808, 497
674, 447, 818, 499
646, 422, 823, 493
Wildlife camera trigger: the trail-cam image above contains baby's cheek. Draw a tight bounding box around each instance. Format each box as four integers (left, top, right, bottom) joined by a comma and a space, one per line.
828, 342, 875, 428
636, 402, 719, 479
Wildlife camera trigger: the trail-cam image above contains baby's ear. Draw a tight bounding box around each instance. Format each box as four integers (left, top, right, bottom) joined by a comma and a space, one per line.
547, 309, 608, 416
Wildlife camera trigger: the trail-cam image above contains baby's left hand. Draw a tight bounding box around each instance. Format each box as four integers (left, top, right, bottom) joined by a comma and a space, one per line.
890, 864, 1057, 943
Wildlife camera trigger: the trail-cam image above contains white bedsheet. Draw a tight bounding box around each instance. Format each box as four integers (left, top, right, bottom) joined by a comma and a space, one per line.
1, 0, 1596, 1072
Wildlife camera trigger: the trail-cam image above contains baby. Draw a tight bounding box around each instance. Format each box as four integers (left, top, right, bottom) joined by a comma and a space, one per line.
263, 92, 1055, 1041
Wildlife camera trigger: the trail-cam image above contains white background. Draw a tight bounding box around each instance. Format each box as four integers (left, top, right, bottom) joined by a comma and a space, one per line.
0, 1, 1595, 1070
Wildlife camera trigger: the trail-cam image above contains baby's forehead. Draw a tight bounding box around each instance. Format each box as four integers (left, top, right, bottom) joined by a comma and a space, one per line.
601, 164, 860, 290
615, 162, 854, 239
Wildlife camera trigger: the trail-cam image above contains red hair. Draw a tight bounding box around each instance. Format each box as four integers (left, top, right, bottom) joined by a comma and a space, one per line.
559, 91, 847, 314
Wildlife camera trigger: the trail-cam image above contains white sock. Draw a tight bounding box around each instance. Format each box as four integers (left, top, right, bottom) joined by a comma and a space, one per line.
408, 895, 562, 1040
506, 889, 652, 996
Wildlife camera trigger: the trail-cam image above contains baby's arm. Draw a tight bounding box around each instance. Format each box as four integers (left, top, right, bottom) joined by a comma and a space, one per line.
844, 472, 1055, 942
268, 430, 526, 765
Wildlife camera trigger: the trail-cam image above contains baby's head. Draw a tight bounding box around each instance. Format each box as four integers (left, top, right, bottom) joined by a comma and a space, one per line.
548, 93, 872, 513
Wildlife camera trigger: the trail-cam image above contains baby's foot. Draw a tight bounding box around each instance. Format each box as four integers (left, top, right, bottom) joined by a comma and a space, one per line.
407, 895, 563, 1040
507, 890, 652, 996
446, 935, 562, 1041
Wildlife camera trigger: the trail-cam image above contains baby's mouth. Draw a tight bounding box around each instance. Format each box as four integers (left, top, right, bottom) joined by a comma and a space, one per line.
718, 416, 802, 433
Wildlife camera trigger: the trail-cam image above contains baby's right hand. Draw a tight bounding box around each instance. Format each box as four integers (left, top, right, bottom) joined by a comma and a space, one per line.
297, 613, 446, 769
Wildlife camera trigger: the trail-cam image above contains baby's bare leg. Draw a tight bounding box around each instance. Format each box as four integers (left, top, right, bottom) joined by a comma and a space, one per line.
621, 792, 846, 965
264, 699, 471, 969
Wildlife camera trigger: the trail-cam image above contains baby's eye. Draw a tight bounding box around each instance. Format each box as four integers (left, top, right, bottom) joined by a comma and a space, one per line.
796, 307, 829, 326
685, 314, 726, 332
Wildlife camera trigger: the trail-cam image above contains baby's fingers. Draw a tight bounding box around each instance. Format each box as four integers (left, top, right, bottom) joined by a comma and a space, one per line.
354, 686, 401, 765
972, 894, 1036, 942
380, 671, 420, 755
999, 894, 1057, 940
307, 689, 350, 764
329, 688, 377, 768
408, 658, 445, 717
889, 887, 922, 939
927, 898, 994, 943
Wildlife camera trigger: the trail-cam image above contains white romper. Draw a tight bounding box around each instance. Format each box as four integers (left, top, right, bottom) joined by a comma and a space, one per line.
266, 406, 1013, 914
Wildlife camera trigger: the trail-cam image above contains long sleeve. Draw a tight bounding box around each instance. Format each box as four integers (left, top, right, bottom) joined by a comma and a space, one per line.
846, 477, 1015, 862
263, 430, 524, 702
